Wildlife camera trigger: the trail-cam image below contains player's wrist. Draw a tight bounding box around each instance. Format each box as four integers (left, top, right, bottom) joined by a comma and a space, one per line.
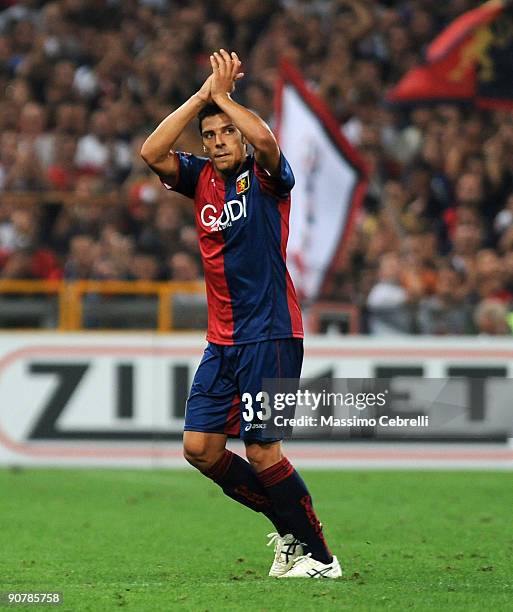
193, 92, 210, 106
211, 91, 231, 104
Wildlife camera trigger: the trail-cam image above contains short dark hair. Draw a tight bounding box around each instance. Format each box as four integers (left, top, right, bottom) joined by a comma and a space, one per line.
198, 103, 224, 133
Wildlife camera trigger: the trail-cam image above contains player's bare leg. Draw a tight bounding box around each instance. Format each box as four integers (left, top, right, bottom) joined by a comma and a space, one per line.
246, 441, 341, 579
244, 440, 283, 471
183, 431, 227, 471
183, 431, 228, 473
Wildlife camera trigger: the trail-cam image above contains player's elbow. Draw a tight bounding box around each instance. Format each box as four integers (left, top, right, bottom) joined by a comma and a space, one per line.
140, 140, 157, 165
140, 139, 167, 167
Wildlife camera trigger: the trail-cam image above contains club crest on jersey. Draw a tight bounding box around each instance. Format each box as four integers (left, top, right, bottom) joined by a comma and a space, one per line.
236, 170, 250, 195
200, 195, 247, 232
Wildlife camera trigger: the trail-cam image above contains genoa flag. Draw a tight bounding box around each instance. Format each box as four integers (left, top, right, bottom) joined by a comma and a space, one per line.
387, 0, 513, 110
275, 60, 368, 303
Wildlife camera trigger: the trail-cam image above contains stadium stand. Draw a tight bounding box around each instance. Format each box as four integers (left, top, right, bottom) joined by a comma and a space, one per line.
0, 0, 512, 334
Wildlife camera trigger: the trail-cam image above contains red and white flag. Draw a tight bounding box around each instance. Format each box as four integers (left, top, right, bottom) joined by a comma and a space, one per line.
276, 60, 367, 303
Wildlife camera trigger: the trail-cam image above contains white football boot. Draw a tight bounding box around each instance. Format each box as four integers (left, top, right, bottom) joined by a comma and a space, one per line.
279, 553, 342, 579
267, 532, 304, 577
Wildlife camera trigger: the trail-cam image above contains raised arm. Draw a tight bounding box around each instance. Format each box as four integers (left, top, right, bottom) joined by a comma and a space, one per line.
210, 50, 281, 176
140, 75, 213, 182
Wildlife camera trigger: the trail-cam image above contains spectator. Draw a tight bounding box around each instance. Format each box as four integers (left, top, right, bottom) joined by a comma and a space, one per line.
366, 252, 414, 334
0, 249, 34, 279
18, 101, 55, 168
474, 300, 511, 336
367, 252, 407, 309
74, 110, 131, 183
137, 201, 181, 258
131, 252, 160, 281
0, 209, 38, 253
169, 251, 200, 281
473, 249, 512, 303
64, 234, 98, 280
46, 134, 79, 191
417, 264, 472, 335
2, 142, 47, 192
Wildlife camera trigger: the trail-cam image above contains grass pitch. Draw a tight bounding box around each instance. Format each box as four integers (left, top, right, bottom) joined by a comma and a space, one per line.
1, 467, 512, 611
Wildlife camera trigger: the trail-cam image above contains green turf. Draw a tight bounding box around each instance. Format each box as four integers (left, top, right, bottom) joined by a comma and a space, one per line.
1, 468, 512, 611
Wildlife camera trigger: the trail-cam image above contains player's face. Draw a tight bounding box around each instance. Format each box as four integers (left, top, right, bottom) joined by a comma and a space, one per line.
201, 113, 246, 176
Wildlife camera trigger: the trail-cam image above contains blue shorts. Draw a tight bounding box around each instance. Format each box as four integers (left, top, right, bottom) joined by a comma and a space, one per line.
185, 338, 303, 441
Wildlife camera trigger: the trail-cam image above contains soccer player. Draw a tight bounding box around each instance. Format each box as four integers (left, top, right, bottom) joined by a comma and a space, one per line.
141, 49, 341, 579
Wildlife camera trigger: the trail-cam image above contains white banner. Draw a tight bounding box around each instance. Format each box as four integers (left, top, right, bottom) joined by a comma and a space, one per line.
1, 333, 513, 466
277, 61, 367, 302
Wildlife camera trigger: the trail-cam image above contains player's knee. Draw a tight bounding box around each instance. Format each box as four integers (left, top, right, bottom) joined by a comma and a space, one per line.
183, 440, 220, 471
182, 440, 208, 466
245, 442, 282, 471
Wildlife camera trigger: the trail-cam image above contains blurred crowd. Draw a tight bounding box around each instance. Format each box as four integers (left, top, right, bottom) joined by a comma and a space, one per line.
0, 0, 512, 334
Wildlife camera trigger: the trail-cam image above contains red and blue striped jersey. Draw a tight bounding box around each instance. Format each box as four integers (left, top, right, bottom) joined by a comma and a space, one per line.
161, 151, 303, 345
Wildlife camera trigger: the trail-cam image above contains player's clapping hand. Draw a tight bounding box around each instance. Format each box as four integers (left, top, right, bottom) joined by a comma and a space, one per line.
210, 49, 244, 100
196, 74, 214, 103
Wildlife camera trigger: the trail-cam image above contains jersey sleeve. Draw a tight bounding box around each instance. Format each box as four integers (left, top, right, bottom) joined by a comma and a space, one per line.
160, 152, 208, 199
253, 151, 295, 199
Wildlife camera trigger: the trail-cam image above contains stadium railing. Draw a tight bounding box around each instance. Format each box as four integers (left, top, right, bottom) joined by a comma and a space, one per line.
307, 302, 360, 334
0, 280, 205, 331
0, 280, 65, 329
